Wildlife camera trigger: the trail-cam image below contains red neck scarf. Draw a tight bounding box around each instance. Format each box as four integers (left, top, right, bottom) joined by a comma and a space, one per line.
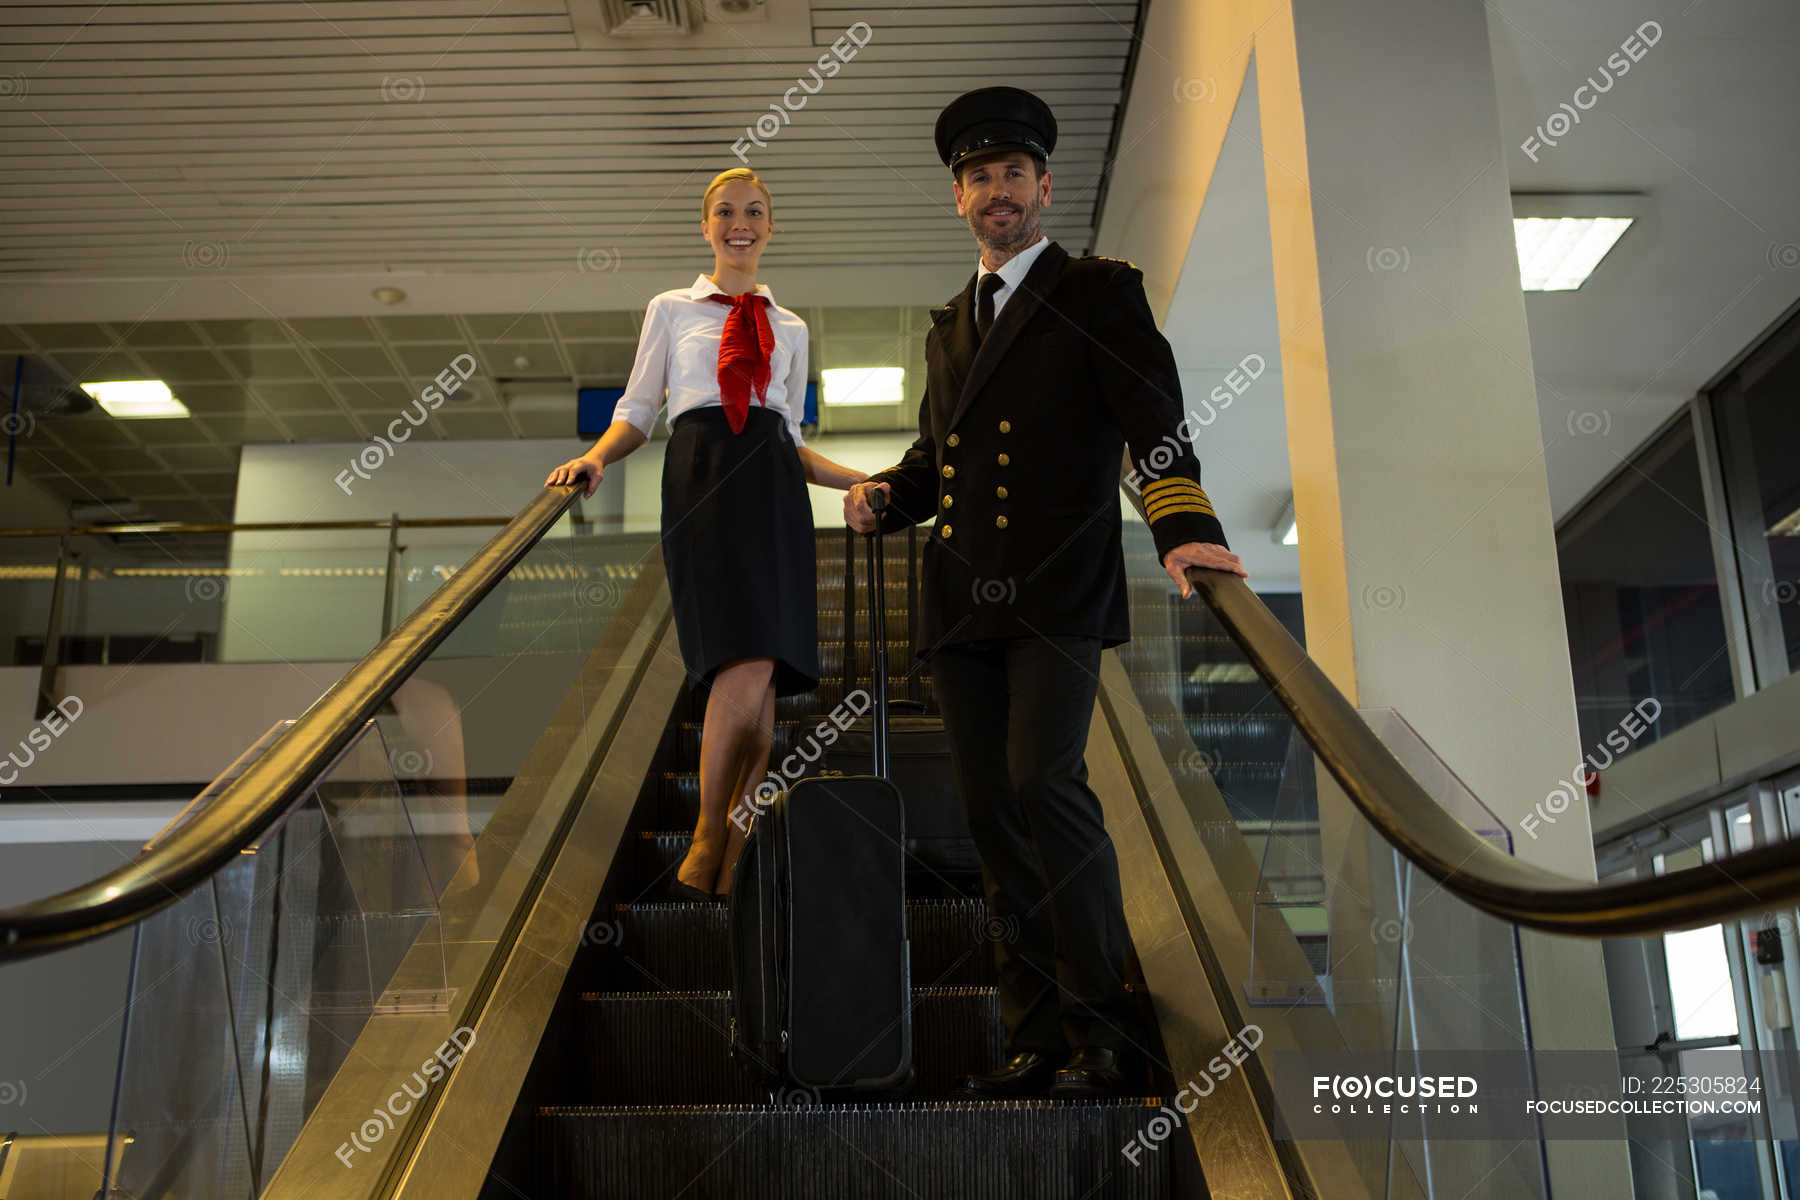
708, 291, 775, 435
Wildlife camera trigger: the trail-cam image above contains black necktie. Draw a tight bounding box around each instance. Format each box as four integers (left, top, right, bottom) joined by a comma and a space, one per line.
975, 272, 1005, 341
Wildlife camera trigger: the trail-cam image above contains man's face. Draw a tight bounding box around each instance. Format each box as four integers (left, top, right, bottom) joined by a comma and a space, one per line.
953, 152, 1051, 254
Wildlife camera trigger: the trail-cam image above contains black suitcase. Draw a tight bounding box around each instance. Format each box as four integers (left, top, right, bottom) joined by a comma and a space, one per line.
727, 507, 913, 1094
816, 525, 982, 875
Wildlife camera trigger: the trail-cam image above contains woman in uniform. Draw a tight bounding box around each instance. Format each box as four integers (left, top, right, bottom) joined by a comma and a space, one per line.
546, 168, 867, 899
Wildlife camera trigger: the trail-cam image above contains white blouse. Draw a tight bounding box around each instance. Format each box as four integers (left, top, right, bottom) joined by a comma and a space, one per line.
613, 274, 809, 447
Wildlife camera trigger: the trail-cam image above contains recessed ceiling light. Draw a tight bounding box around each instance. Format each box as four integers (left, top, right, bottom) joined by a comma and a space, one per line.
80, 380, 191, 419
1514, 216, 1633, 291
821, 367, 904, 406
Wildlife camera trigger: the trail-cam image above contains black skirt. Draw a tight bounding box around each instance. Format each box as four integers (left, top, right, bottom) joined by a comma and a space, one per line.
661, 405, 820, 698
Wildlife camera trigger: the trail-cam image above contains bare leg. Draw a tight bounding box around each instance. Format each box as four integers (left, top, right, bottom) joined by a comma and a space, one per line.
716, 677, 776, 893
678, 657, 776, 892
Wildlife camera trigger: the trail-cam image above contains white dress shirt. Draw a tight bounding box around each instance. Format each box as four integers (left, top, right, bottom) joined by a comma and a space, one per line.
614, 274, 809, 447
974, 234, 1051, 322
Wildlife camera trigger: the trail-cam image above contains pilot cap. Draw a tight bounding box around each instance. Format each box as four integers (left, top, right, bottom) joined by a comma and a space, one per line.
934, 86, 1057, 174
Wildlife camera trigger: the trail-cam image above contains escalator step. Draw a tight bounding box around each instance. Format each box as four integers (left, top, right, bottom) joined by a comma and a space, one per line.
533, 1100, 1176, 1199
591, 899, 995, 993
683, 679, 934, 724
574, 988, 1001, 1103
626, 832, 980, 902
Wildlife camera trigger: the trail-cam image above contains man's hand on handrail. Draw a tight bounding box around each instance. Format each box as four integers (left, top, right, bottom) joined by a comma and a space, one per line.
1164, 542, 1247, 597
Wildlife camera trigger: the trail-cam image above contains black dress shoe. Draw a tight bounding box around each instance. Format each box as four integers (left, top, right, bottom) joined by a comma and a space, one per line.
956, 1051, 1058, 1098
1050, 1046, 1128, 1097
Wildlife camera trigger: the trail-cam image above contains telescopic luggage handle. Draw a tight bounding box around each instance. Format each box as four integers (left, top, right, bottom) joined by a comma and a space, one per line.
864, 489, 889, 778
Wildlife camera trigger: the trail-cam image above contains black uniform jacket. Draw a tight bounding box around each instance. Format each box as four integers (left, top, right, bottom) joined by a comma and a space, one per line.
869, 239, 1229, 659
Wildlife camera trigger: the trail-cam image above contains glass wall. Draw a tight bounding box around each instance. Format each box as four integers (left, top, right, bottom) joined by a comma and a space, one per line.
1716, 333, 1800, 679
1557, 417, 1737, 751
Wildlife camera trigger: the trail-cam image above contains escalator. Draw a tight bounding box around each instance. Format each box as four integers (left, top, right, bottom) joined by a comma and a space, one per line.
485, 527, 1199, 1199
5, 484, 1800, 1200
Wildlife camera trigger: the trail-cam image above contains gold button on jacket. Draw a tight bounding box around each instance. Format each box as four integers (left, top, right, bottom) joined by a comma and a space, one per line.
942, 464, 955, 478
995, 514, 1008, 529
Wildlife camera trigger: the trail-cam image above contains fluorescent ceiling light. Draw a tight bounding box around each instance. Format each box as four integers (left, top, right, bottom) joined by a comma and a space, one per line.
822, 367, 904, 406
80, 380, 190, 419
1513, 217, 1633, 291
500, 379, 572, 413
1272, 495, 1298, 546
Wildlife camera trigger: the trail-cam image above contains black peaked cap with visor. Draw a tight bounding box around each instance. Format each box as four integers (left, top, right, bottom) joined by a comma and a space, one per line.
934, 86, 1058, 173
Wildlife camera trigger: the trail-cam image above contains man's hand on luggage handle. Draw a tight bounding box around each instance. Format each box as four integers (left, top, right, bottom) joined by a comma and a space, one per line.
845, 480, 892, 533
1164, 541, 1248, 597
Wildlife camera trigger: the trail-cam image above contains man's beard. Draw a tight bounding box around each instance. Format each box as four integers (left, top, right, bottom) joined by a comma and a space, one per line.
968, 200, 1041, 255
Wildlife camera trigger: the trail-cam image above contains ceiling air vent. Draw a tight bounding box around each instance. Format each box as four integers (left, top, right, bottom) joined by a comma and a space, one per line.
570, 0, 806, 48
599, 0, 690, 37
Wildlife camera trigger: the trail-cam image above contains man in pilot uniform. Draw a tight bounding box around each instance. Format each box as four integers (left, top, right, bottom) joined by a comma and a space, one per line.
845, 86, 1247, 1096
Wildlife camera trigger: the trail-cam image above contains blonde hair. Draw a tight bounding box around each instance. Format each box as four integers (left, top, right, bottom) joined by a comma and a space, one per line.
701, 168, 774, 226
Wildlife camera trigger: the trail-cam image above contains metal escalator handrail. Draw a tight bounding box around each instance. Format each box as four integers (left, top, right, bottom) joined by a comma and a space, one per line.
1190, 566, 1800, 936
0, 485, 583, 962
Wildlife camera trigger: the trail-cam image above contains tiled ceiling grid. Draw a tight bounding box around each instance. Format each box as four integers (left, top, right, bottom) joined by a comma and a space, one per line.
3, 303, 939, 523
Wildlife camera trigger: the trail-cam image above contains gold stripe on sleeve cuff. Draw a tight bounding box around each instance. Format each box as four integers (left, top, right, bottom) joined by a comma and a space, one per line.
1142, 479, 1211, 504
1146, 492, 1215, 518
1146, 501, 1217, 523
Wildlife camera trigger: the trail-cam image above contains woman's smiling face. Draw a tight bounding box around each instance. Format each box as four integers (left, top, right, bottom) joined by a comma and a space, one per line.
702, 179, 773, 269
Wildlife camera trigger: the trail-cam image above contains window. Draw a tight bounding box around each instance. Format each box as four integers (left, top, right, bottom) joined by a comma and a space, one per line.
1557, 418, 1737, 753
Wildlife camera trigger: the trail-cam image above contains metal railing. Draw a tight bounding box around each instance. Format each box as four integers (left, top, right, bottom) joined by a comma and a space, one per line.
0, 485, 582, 961
1189, 565, 1800, 936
